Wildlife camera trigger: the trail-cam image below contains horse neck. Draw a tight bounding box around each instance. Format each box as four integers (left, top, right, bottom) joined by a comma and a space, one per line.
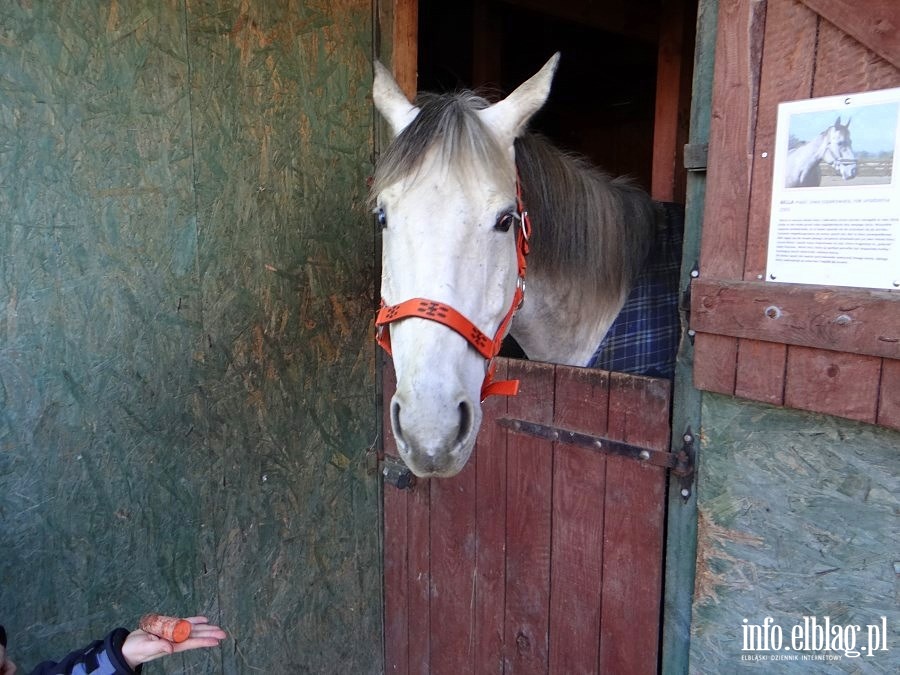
810, 129, 833, 162
510, 134, 657, 366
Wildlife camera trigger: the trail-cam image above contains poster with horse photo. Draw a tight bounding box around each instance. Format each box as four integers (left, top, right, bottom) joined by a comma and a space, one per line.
766, 86, 900, 290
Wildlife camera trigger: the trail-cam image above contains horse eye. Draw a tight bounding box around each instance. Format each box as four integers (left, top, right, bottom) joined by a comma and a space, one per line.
375, 207, 387, 230
494, 213, 515, 233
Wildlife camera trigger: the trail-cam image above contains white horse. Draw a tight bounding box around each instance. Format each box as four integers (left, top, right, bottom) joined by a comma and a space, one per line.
372, 54, 665, 477
785, 116, 857, 188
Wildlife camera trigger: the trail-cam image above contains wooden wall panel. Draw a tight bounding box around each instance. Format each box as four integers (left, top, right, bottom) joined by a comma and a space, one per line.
799, 0, 900, 70
877, 359, 900, 429
692, 333, 737, 394
699, 0, 767, 279
694, 0, 900, 431
784, 348, 881, 423
734, 339, 787, 404
693, 0, 768, 394
743, 0, 818, 281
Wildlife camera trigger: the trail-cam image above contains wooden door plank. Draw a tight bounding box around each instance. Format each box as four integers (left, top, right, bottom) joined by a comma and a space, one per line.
407, 479, 431, 673
600, 373, 670, 674
784, 347, 881, 423
474, 359, 509, 675
876, 359, 900, 430
504, 360, 554, 674
549, 367, 610, 674
382, 361, 409, 674
799, 0, 900, 70
429, 458, 478, 674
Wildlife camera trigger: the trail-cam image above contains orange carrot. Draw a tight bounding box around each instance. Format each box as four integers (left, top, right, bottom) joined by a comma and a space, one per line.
138, 614, 192, 643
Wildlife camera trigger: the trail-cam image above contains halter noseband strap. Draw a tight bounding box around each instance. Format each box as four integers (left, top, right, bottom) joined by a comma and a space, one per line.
375, 176, 532, 401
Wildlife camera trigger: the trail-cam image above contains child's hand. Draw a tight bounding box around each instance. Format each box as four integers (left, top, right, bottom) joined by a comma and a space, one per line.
0, 644, 16, 675
122, 616, 226, 668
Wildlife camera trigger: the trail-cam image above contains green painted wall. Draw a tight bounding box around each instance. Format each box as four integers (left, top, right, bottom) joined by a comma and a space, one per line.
689, 394, 899, 673
0, 2, 379, 672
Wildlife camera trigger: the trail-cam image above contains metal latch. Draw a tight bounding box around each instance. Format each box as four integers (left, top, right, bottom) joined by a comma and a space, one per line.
382, 455, 416, 490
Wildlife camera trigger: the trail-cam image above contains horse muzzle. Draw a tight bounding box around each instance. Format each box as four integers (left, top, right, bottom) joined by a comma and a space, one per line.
389, 387, 481, 477
834, 159, 857, 180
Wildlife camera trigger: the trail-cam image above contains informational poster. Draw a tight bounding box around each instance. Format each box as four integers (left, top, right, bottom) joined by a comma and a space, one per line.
766, 87, 900, 290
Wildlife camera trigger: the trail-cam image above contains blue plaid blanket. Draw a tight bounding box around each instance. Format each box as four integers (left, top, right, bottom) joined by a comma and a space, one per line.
588, 202, 683, 379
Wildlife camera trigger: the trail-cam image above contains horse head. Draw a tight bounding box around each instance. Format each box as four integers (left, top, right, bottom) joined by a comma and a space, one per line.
827, 116, 857, 180
371, 54, 559, 477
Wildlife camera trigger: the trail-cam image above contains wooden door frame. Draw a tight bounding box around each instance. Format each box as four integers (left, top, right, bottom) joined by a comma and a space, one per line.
376, 1, 706, 671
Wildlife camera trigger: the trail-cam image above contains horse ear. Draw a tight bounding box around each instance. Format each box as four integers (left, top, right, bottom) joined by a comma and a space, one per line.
479, 52, 560, 144
373, 60, 420, 137
834, 115, 843, 128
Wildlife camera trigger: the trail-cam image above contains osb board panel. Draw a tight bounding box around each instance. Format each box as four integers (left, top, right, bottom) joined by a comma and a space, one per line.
0, 2, 379, 673
690, 394, 899, 674
0, 3, 216, 672
187, 1, 379, 673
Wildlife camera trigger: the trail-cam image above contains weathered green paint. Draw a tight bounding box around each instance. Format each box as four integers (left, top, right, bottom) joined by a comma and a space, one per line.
0, 2, 379, 673
661, 1, 718, 672
689, 394, 899, 673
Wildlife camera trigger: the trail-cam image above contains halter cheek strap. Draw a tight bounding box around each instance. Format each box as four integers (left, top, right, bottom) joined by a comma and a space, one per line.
375, 176, 532, 401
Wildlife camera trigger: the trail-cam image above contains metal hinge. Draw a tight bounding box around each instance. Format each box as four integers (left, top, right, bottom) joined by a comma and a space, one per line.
683, 143, 708, 171
497, 417, 695, 501
380, 423, 697, 500
673, 427, 696, 502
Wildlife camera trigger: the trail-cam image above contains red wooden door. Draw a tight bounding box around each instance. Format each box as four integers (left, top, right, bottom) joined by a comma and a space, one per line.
382, 358, 671, 674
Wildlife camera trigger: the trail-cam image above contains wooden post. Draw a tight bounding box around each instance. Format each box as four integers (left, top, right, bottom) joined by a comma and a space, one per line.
392, 0, 418, 98
651, 0, 694, 202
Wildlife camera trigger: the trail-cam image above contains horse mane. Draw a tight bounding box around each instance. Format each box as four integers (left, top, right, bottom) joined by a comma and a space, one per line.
371, 90, 659, 301
515, 133, 659, 299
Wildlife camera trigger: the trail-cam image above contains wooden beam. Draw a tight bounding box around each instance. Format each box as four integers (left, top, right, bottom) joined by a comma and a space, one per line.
651, 0, 687, 202
496, 0, 658, 43
691, 278, 900, 360
799, 0, 900, 70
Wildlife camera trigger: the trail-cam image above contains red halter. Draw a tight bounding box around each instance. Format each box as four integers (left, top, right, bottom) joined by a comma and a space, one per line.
375, 177, 531, 400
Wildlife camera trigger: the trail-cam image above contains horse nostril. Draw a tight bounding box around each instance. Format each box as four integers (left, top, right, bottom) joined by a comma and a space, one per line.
457, 399, 473, 446
391, 399, 404, 443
